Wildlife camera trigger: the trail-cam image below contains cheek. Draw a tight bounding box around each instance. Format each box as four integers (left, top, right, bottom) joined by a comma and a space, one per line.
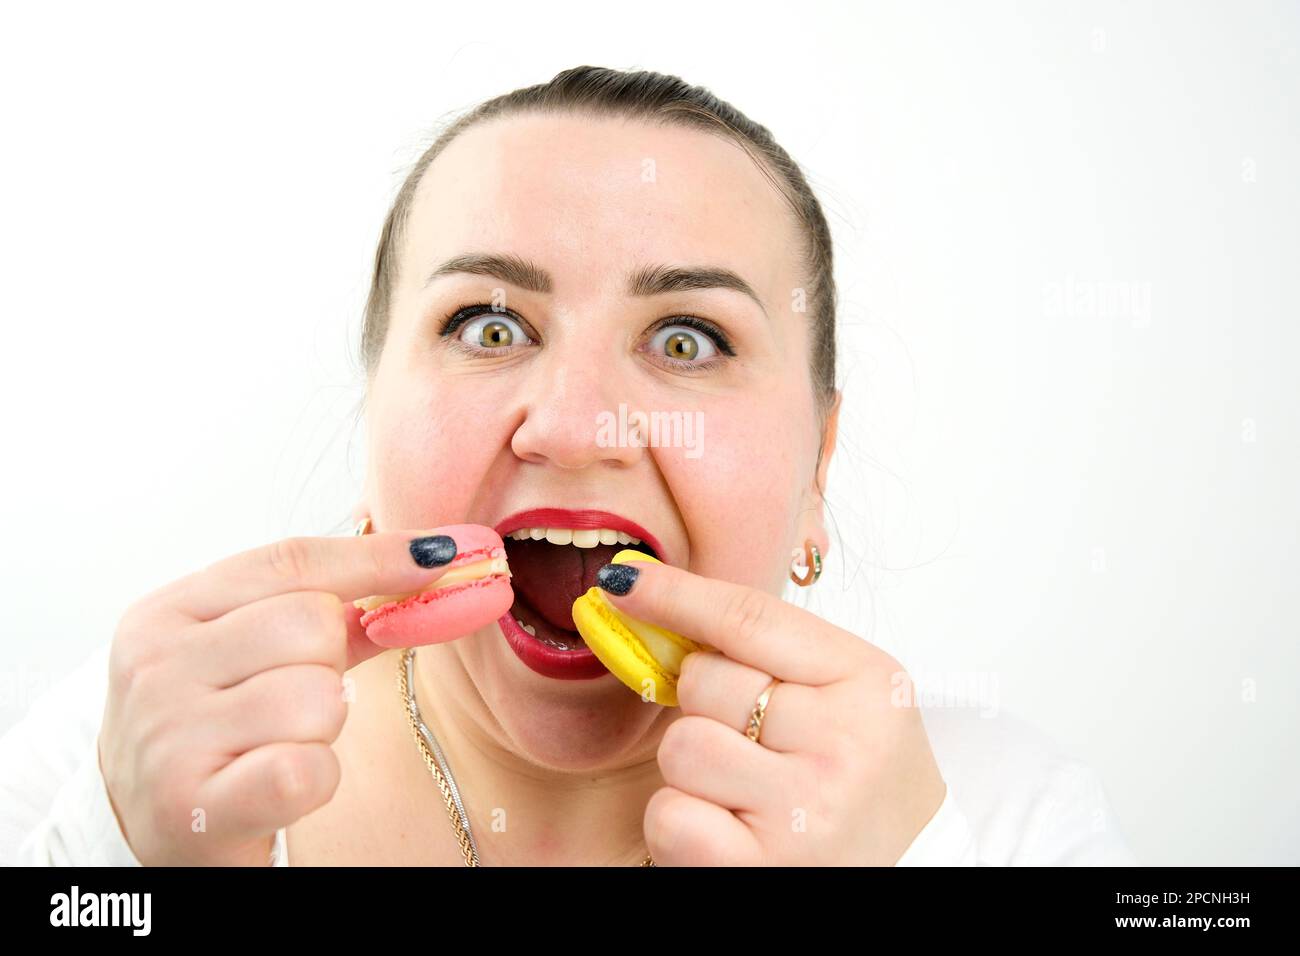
367, 379, 516, 527
658, 381, 816, 594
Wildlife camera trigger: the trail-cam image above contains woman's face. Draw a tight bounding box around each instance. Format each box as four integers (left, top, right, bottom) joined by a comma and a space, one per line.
363, 112, 832, 767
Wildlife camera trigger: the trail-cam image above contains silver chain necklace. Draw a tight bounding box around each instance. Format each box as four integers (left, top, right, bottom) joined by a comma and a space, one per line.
399, 646, 656, 866
403, 647, 482, 864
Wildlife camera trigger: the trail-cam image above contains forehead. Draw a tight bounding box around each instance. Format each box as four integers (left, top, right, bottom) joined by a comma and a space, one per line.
397, 112, 801, 309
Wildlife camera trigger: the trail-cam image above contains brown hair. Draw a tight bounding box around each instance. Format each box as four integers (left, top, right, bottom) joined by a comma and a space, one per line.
360, 65, 838, 427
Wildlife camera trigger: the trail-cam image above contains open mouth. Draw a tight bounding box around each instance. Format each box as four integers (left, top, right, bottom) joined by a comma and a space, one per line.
500, 523, 659, 652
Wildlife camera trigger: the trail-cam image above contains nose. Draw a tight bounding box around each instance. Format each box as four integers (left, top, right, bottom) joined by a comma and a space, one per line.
509, 349, 645, 470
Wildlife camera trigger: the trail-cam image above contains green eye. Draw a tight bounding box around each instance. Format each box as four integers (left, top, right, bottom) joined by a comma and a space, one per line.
650, 325, 717, 362
664, 331, 696, 359
460, 314, 531, 349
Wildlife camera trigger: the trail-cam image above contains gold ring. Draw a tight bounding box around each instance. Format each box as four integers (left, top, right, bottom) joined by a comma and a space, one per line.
354, 516, 372, 536
745, 677, 781, 744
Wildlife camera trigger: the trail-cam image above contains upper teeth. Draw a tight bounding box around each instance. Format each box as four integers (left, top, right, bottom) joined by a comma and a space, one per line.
506, 527, 642, 548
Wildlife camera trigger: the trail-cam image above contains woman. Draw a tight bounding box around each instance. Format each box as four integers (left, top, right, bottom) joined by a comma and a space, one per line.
1, 66, 1135, 866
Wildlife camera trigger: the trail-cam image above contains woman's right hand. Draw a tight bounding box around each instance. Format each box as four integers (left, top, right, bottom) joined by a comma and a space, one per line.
97, 528, 464, 866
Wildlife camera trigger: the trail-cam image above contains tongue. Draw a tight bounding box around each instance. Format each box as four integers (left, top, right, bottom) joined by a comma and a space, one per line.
506, 539, 627, 632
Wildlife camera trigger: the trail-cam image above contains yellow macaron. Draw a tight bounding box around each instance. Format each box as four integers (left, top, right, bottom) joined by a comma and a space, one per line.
571, 549, 707, 707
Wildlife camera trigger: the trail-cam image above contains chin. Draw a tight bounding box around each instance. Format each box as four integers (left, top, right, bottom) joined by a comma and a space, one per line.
470, 627, 669, 770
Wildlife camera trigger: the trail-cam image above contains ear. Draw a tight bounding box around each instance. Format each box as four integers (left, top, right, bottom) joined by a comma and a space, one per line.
815, 389, 842, 506
798, 389, 841, 558
353, 444, 379, 528
352, 468, 375, 529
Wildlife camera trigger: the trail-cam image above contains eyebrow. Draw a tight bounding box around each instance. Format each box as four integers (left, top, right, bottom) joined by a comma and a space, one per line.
424, 253, 768, 317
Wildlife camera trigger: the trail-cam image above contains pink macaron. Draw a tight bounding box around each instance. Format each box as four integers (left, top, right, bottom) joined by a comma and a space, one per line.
357, 524, 514, 648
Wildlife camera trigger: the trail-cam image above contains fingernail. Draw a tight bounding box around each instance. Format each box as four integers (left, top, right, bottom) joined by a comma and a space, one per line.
410, 535, 457, 568
596, 563, 639, 596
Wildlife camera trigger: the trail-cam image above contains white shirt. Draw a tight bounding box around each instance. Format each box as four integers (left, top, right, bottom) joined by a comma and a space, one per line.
0, 640, 1138, 866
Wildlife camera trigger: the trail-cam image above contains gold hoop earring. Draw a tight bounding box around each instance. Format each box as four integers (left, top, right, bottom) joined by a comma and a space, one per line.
353, 516, 372, 537
789, 540, 822, 587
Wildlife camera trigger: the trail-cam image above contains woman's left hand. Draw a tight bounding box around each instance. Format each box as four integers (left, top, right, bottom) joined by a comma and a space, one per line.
602, 558, 949, 866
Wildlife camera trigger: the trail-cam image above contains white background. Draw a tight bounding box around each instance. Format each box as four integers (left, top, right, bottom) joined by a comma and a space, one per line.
0, 0, 1295, 865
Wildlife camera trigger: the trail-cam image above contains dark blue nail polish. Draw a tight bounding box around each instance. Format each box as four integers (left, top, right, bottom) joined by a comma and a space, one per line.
410, 535, 457, 568
596, 563, 639, 596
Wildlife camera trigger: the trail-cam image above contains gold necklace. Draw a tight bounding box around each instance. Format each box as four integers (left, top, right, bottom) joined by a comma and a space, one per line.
397, 647, 655, 867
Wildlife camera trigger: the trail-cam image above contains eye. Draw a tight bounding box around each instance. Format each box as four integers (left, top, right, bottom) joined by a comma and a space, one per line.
462, 314, 530, 349
440, 305, 535, 353
644, 317, 734, 370
651, 325, 716, 362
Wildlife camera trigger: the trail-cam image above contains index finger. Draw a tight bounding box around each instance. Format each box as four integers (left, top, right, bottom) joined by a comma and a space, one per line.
164, 527, 475, 622
600, 560, 867, 685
